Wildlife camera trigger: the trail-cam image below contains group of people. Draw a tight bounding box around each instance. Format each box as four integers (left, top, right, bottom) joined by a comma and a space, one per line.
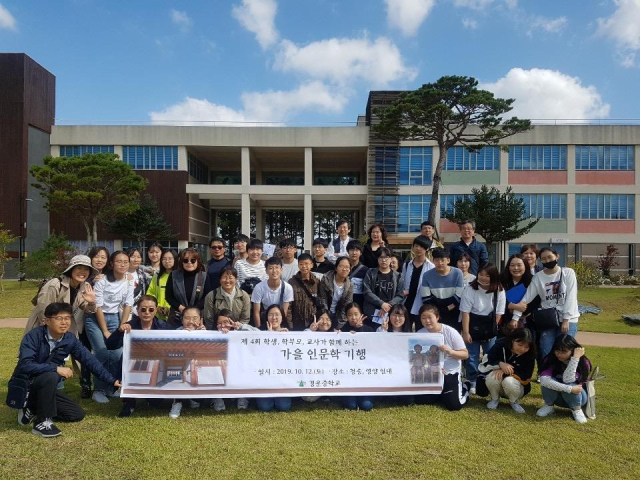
12, 218, 591, 438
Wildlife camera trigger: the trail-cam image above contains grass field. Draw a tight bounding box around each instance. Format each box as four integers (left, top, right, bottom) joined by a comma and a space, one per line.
0, 327, 638, 480
2, 283, 639, 335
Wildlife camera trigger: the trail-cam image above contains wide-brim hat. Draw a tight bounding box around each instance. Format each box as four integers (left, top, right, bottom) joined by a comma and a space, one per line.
63, 255, 98, 276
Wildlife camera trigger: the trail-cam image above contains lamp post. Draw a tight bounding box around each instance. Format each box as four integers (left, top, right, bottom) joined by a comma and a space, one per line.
19, 197, 33, 270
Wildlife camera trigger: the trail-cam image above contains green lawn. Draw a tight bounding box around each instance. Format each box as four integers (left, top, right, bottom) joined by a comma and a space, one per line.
0, 328, 638, 480
578, 287, 640, 335
0, 281, 37, 319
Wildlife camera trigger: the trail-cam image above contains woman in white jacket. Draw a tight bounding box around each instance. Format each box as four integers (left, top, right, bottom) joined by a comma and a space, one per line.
513, 247, 579, 360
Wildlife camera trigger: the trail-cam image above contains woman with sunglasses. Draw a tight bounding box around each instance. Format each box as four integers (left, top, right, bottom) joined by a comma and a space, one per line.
165, 248, 207, 328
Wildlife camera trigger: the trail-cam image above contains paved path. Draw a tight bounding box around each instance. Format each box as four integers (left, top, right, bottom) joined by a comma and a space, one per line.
2, 317, 639, 348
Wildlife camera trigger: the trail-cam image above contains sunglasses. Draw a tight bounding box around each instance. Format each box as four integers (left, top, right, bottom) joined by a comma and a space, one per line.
182, 258, 198, 264
139, 307, 156, 313
210, 246, 224, 250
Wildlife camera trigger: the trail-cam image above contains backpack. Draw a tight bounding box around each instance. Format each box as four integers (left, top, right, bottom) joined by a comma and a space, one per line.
240, 277, 262, 295
30, 277, 63, 306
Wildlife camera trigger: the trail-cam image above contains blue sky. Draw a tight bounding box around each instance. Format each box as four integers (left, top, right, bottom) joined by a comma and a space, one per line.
1, 0, 639, 125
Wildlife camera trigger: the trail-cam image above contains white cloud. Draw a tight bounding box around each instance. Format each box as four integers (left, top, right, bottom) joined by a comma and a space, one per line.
384, 0, 435, 37
275, 36, 417, 87
232, 0, 278, 49
149, 81, 347, 125
0, 3, 17, 31
452, 0, 494, 10
170, 9, 193, 32
480, 68, 610, 120
597, 0, 640, 67
462, 18, 478, 29
528, 15, 567, 35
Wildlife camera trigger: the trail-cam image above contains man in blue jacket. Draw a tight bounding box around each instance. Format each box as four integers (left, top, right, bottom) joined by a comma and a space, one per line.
14, 302, 121, 438
449, 219, 489, 276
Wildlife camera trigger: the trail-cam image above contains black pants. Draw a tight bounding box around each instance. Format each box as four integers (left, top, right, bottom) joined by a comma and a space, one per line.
414, 373, 469, 411
27, 372, 85, 423
78, 329, 92, 390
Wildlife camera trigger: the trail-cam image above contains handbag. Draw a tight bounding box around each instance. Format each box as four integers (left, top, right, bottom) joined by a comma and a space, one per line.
469, 291, 499, 341
531, 269, 564, 331
584, 365, 604, 420
6, 371, 30, 409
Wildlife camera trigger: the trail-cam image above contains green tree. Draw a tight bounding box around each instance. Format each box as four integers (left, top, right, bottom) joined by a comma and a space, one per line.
30, 153, 147, 245
0, 224, 18, 291
19, 233, 75, 281
443, 185, 539, 255
105, 194, 175, 245
373, 76, 532, 224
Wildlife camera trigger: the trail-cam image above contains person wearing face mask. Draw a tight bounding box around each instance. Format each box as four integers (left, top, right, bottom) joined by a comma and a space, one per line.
512, 247, 579, 361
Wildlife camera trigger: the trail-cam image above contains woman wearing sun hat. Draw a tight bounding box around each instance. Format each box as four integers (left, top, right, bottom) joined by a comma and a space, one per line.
24, 255, 98, 334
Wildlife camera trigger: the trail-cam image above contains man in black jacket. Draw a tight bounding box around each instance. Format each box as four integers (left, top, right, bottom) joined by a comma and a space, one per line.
14, 302, 120, 438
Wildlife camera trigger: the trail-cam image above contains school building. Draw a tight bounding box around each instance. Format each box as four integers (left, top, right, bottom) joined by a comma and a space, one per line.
2, 54, 639, 274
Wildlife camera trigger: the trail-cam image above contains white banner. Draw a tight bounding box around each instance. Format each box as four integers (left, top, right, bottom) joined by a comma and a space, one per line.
121, 331, 444, 398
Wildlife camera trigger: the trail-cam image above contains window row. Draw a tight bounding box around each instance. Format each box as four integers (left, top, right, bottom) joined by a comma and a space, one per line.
122, 146, 178, 170
516, 194, 567, 219
508, 146, 566, 170
575, 146, 634, 170
373, 195, 431, 233
59, 145, 114, 157
575, 194, 634, 220
445, 146, 500, 171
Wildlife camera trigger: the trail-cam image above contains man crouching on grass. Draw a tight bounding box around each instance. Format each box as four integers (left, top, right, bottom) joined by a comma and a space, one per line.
13, 302, 121, 438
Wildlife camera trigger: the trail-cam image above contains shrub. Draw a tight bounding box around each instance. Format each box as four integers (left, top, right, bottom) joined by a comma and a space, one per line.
597, 244, 620, 278
568, 260, 602, 287
19, 234, 76, 280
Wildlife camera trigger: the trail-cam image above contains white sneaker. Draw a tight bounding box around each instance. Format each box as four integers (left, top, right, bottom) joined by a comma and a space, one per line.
510, 402, 526, 414
188, 400, 200, 409
92, 390, 109, 404
237, 398, 249, 410
572, 409, 588, 424
536, 404, 555, 417
486, 399, 500, 410
169, 402, 182, 419
211, 398, 226, 412
470, 386, 477, 395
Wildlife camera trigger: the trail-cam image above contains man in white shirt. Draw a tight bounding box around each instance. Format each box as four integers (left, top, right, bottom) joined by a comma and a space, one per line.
251, 257, 294, 329
327, 219, 353, 262
279, 238, 299, 282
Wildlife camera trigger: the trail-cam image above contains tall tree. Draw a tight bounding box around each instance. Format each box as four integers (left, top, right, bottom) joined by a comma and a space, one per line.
30, 153, 147, 244
373, 76, 532, 224
442, 185, 540, 250
0, 224, 18, 291
105, 194, 175, 245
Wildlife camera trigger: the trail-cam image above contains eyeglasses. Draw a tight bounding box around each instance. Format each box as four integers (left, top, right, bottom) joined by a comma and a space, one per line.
114, 260, 130, 265
139, 307, 156, 313
183, 316, 201, 323
210, 245, 224, 250
182, 258, 198, 264
48, 316, 72, 322
282, 245, 296, 250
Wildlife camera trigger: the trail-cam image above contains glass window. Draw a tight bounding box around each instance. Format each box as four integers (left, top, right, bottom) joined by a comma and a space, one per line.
445, 146, 500, 171
575, 145, 634, 170
264, 172, 304, 185
314, 172, 360, 185
399, 147, 432, 185
187, 152, 208, 183
374, 147, 399, 185
122, 146, 179, 171
508, 146, 566, 170
516, 194, 567, 219
59, 145, 114, 157
575, 194, 634, 219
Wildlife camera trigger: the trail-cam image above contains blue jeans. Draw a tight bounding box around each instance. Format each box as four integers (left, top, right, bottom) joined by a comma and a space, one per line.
255, 397, 292, 412
539, 322, 579, 360
85, 313, 122, 393
465, 337, 496, 384
541, 385, 588, 409
341, 396, 374, 411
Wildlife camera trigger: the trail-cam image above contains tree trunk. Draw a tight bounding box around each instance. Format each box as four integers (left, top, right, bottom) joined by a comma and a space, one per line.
92, 216, 98, 245
428, 146, 448, 225
82, 219, 92, 245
